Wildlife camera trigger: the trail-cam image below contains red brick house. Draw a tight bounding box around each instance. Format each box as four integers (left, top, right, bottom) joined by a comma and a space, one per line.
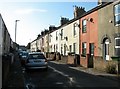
80, 8, 98, 68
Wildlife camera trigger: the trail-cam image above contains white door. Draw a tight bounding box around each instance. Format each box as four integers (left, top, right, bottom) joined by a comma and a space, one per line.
105, 41, 109, 60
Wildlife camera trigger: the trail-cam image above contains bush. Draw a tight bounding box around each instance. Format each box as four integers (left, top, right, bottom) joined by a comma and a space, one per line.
105, 64, 117, 74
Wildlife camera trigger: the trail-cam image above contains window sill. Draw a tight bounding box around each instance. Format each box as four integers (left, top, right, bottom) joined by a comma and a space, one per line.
115, 24, 120, 27
81, 54, 86, 57
82, 32, 87, 34
73, 35, 77, 38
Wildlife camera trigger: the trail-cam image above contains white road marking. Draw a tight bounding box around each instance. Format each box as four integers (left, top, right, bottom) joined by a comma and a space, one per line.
48, 65, 78, 85
48, 65, 69, 77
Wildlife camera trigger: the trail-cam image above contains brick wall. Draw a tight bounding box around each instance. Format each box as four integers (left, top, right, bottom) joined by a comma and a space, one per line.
80, 57, 88, 68
67, 55, 74, 65
60, 55, 67, 63
56, 53, 61, 61
94, 56, 118, 72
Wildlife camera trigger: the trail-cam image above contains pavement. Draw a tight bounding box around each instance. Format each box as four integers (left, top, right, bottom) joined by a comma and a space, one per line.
2, 55, 25, 89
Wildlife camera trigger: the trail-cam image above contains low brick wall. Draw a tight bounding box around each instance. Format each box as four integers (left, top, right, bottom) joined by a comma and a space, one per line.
94, 56, 118, 73
67, 55, 74, 65
80, 57, 88, 68
46, 52, 56, 60
59, 55, 67, 63
80, 54, 90, 68
94, 56, 106, 71
56, 53, 61, 61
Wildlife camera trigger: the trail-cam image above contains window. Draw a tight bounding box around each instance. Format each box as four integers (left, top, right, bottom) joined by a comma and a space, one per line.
115, 37, 120, 46
73, 43, 76, 54
114, 3, 120, 26
90, 43, 94, 55
49, 34, 51, 42
82, 42, 86, 57
82, 19, 87, 33
61, 29, 63, 40
54, 45, 55, 52
56, 44, 58, 52
29, 54, 45, 59
73, 23, 77, 36
64, 44, 66, 55
56, 32, 58, 40
115, 37, 120, 56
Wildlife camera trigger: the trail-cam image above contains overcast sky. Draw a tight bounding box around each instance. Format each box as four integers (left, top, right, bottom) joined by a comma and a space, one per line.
0, 1, 97, 46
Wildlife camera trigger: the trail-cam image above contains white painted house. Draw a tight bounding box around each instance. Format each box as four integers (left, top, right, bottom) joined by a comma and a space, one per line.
30, 39, 37, 52
58, 19, 80, 55
49, 29, 59, 53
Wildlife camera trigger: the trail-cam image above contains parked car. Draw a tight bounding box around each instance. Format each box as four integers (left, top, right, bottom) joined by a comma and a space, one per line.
25, 52, 48, 70
20, 51, 29, 66
19, 51, 23, 59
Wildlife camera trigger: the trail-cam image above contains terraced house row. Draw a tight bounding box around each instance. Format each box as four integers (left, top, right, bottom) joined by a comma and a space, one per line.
30, 0, 120, 73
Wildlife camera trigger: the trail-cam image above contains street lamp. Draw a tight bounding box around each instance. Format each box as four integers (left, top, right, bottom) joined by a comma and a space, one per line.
15, 20, 20, 43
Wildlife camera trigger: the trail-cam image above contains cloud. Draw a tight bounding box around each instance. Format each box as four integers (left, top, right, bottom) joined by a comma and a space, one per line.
15, 8, 47, 15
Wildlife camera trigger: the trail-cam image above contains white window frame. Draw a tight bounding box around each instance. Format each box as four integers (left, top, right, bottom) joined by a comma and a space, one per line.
61, 29, 63, 40
114, 3, 120, 26
56, 31, 58, 40
82, 42, 86, 56
115, 37, 120, 48
73, 23, 77, 37
82, 19, 87, 33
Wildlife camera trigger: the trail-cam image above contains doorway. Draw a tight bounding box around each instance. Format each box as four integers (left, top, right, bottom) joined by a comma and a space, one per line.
88, 43, 94, 68
103, 38, 110, 60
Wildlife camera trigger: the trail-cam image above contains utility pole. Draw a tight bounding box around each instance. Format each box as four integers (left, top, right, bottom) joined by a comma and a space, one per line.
15, 20, 20, 43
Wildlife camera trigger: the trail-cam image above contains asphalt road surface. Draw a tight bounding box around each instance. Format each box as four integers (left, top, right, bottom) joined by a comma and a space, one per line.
21, 61, 119, 89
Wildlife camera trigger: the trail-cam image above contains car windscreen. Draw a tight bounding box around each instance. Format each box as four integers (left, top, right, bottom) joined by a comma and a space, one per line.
28, 54, 45, 59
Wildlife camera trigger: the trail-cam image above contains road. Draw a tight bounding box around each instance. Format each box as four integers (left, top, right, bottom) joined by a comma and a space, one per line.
21, 61, 119, 89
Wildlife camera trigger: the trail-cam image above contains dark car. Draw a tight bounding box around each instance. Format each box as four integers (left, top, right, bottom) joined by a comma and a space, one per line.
25, 52, 48, 70
20, 51, 29, 66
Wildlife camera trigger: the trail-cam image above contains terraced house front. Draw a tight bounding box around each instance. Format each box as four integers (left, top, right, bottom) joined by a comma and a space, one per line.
80, 6, 98, 68
29, 0, 120, 73
79, 1, 120, 73
94, 1, 120, 72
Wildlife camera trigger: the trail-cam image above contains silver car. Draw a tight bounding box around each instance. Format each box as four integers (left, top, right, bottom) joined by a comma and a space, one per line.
25, 52, 48, 70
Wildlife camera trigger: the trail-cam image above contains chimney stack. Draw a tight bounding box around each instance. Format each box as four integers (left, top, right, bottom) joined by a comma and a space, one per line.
97, 0, 113, 5
49, 25, 57, 32
60, 17, 69, 26
74, 5, 86, 18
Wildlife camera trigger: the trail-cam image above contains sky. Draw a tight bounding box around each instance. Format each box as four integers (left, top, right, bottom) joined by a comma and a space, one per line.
0, 1, 98, 46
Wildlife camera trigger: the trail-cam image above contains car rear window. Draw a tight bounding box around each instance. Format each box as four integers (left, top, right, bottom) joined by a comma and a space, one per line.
29, 54, 45, 59
22, 52, 28, 56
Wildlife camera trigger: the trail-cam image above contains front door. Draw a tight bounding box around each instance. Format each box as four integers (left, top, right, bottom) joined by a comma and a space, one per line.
105, 41, 109, 60
88, 43, 94, 68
